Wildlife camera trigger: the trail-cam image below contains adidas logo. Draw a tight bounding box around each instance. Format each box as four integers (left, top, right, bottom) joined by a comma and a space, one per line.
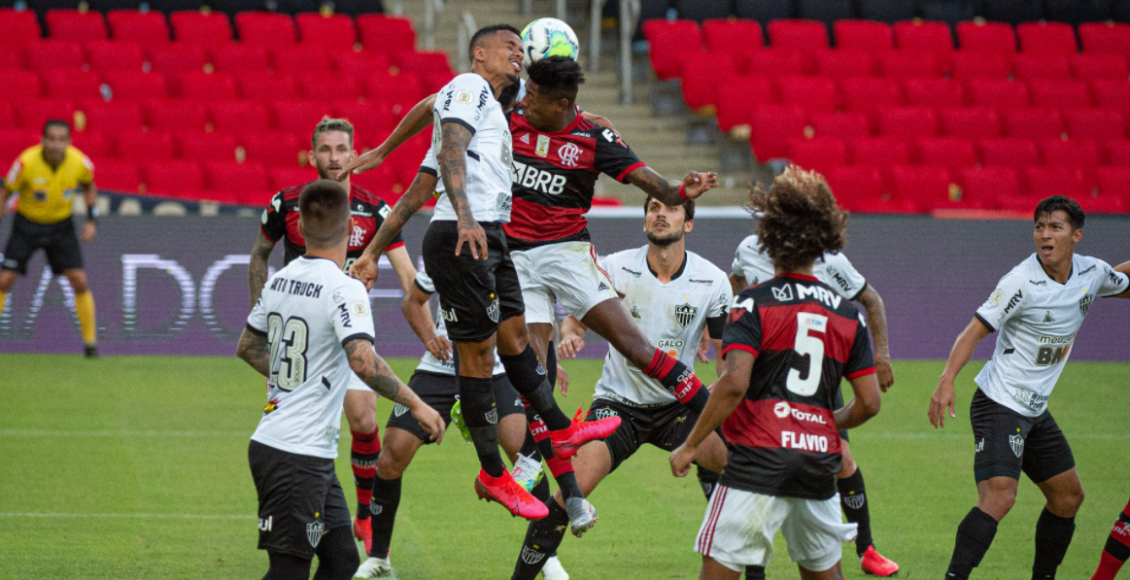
1044, 311, 1055, 322
598, 282, 609, 291
519, 133, 530, 144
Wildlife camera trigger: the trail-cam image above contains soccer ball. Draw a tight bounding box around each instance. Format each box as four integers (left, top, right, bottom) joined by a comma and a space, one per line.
521, 18, 580, 68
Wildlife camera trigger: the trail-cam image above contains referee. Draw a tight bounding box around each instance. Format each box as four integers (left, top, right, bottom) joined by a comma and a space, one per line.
0, 119, 100, 357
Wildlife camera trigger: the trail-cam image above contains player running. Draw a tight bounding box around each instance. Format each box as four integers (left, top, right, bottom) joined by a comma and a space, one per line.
236, 179, 444, 580
509, 195, 731, 580
0, 119, 100, 357
929, 195, 1130, 580
248, 117, 425, 553
729, 231, 898, 576
671, 167, 882, 580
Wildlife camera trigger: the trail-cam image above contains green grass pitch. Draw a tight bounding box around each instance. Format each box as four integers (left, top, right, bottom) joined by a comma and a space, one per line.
0, 353, 1127, 579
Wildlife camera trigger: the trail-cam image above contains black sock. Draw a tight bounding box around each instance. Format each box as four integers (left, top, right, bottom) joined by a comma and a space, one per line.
265, 551, 312, 580
518, 428, 542, 462
458, 374, 505, 477
368, 475, 401, 559
511, 500, 569, 580
697, 465, 720, 501
530, 469, 551, 503
312, 526, 360, 580
838, 467, 872, 556
500, 346, 570, 430
745, 565, 766, 580
545, 340, 556, 387
947, 507, 999, 580
1032, 508, 1075, 580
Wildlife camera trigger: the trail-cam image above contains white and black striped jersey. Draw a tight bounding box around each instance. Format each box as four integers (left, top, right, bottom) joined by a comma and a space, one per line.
731, 234, 867, 300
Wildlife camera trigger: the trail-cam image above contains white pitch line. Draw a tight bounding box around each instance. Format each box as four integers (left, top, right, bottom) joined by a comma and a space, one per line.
0, 430, 245, 437
0, 512, 252, 520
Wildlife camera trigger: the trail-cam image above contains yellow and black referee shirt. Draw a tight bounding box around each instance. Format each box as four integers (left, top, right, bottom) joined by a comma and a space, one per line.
4, 145, 94, 225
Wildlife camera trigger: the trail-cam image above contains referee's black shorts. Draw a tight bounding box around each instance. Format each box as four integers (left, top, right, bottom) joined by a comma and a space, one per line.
421, 220, 523, 343
2, 214, 83, 275
969, 388, 1075, 484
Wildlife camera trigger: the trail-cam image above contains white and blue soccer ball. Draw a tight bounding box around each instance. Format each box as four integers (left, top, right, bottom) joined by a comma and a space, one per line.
521, 18, 580, 68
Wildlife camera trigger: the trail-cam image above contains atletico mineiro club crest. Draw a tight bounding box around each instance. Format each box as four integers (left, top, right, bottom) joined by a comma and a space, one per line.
675, 303, 698, 328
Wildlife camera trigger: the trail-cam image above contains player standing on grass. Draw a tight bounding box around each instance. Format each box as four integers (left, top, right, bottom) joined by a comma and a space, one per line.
729, 229, 899, 577
509, 195, 731, 580
929, 196, 1130, 580
236, 180, 444, 580
671, 167, 882, 580
248, 117, 425, 554
1091, 494, 1130, 580
0, 119, 99, 357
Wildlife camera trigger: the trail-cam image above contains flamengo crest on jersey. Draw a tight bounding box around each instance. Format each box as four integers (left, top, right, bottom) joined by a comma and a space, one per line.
411, 270, 506, 377
431, 73, 513, 223
593, 248, 732, 406
973, 253, 1129, 417
247, 257, 376, 459
731, 234, 867, 300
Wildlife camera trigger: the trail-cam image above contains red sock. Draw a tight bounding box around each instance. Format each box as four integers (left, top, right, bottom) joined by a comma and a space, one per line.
546, 456, 575, 478
1092, 500, 1130, 580
643, 349, 708, 412
350, 428, 381, 518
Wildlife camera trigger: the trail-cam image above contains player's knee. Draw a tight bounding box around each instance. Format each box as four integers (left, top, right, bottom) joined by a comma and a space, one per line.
376, 444, 409, 480
0, 271, 18, 291
346, 410, 377, 434
837, 455, 857, 479
981, 483, 1018, 516
64, 270, 88, 294
1051, 484, 1085, 516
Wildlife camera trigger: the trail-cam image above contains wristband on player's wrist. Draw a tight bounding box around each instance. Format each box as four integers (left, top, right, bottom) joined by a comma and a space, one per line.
87, 206, 99, 223
678, 182, 688, 200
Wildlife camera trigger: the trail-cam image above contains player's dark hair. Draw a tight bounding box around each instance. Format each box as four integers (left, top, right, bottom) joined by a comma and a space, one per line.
311, 116, 354, 151
527, 56, 584, 103
499, 80, 521, 109
42, 119, 70, 137
469, 24, 521, 62
298, 179, 351, 247
750, 165, 848, 274
1034, 195, 1085, 230
644, 195, 695, 221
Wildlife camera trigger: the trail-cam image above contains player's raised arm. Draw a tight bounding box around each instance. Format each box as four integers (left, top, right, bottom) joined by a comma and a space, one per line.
343, 338, 445, 443
351, 170, 439, 288
856, 284, 894, 391
626, 166, 719, 207
929, 317, 992, 428
335, 94, 437, 180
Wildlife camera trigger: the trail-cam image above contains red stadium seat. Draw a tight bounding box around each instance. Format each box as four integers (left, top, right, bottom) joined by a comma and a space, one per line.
77, 100, 142, 132
147, 43, 207, 74
334, 101, 394, 146
749, 104, 806, 161
978, 138, 1039, 169
357, 14, 416, 59
642, 19, 702, 81
834, 20, 893, 51
788, 138, 847, 173
1108, 140, 1130, 166
715, 76, 773, 132
1071, 54, 1128, 81
1002, 108, 1064, 140
24, 40, 84, 71
203, 161, 269, 205
1062, 108, 1124, 141
0, 129, 36, 165
331, 50, 390, 79
878, 107, 938, 139
959, 167, 1019, 208
269, 166, 316, 191
70, 130, 110, 158
702, 18, 764, 54
0, 9, 41, 50
903, 78, 964, 108
1028, 79, 1092, 110
744, 48, 807, 77
839, 77, 902, 114
681, 53, 737, 111
107, 10, 169, 46
271, 100, 332, 134
143, 99, 207, 132
1012, 54, 1071, 81
238, 73, 297, 100
810, 112, 869, 140
208, 100, 270, 133
296, 13, 356, 52
1017, 22, 1077, 57
94, 159, 140, 191
957, 21, 1016, 54
169, 11, 232, 47
399, 50, 454, 93
0, 102, 15, 128
46, 9, 107, 42
0, 70, 40, 101
40, 70, 101, 102
297, 72, 363, 102
16, 99, 74, 131
272, 45, 331, 76
1024, 167, 1089, 198
361, 69, 423, 110
850, 137, 910, 166
1079, 22, 1130, 59
1091, 80, 1130, 133
1097, 167, 1130, 200
174, 131, 238, 162
209, 43, 268, 75
113, 130, 175, 160
965, 78, 1029, 109
175, 71, 237, 100
776, 75, 837, 113
240, 131, 306, 168
916, 137, 977, 172
893, 20, 953, 53
142, 160, 204, 198
102, 70, 168, 101
890, 164, 952, 211
822, 166, 888, 212
812, 50, 875, 78
86, 40, 145, 72
235, 12, 296, 46
937, 107, 1001, 139
877, 50, 943, 78
767, 19, 829, 52
0, 46, 20, 69
950, 51, 1012, 80
1039, 139, 1100, 179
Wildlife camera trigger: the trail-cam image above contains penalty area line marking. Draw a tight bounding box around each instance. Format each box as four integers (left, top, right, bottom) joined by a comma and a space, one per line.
0, 512, 253, 520
0, 429, 246, 437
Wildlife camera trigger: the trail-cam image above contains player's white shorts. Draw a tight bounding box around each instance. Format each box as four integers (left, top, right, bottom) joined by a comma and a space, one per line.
511, 241, 619, 324
696, 485, 857, 573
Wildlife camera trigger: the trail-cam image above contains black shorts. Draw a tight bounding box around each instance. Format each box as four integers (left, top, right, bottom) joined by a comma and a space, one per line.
386, 371, 525, 443
969, 388, 1075, 484
586, 398, 698, 473
421, 220, 524, 343
248, 440, 352, 559
2, 214, 83, 275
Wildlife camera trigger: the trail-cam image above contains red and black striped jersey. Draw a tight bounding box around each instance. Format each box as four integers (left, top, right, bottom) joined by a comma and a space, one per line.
719, 273, 876, 500
260, 181, 405, 271
503, 109, 645, 249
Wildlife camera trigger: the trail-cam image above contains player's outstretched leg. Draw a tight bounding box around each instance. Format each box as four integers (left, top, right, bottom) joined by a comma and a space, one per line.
1091, 495, 1130, 580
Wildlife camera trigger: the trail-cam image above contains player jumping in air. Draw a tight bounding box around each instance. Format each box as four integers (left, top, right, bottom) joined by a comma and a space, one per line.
929, 196, 1130, 580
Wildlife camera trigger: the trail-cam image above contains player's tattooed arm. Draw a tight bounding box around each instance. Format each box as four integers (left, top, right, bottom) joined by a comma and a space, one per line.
344, 338, 446, 442
438, 121, 488, 259
248, 231, 277, 306
625, 166, 720, 206
236, 328, 271, 377
856, 284, 894, 391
